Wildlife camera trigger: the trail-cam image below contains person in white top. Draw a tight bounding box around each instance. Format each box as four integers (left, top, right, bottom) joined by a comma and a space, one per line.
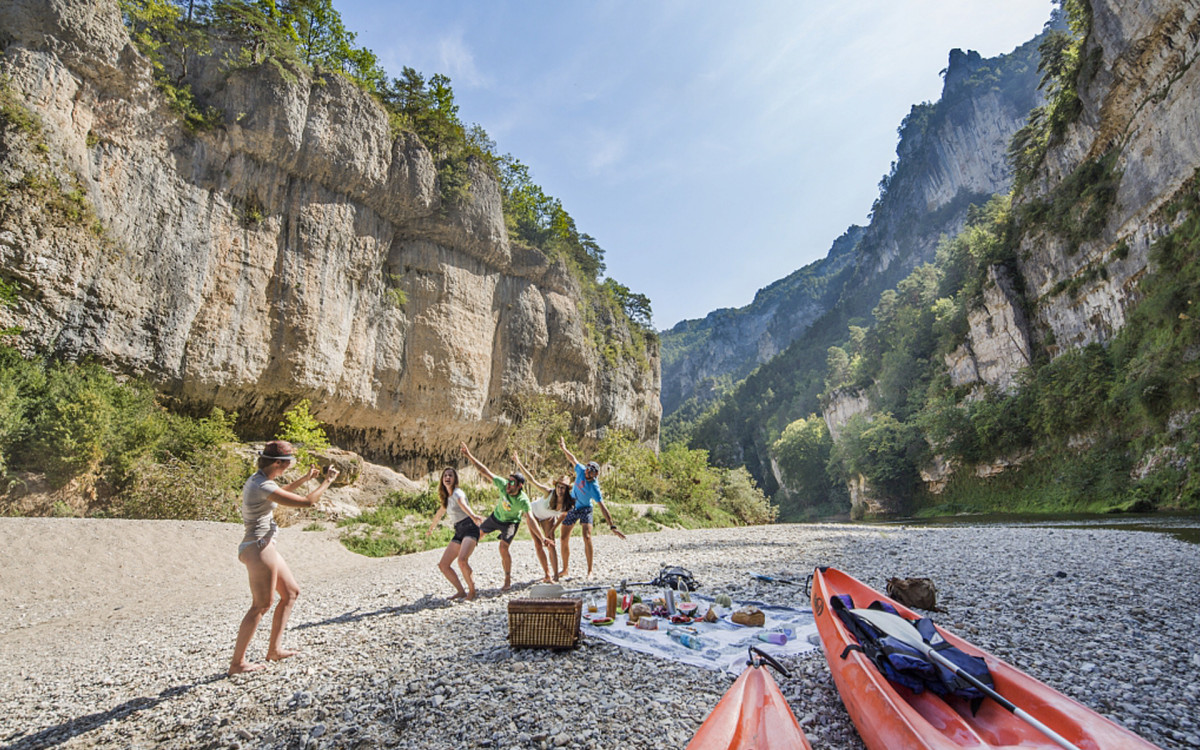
512, 452, 571, 582
426, 466, 484, 601
229, 440, 339, 676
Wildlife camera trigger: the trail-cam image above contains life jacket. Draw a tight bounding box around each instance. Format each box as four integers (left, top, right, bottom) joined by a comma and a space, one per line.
832, 594, 993, 711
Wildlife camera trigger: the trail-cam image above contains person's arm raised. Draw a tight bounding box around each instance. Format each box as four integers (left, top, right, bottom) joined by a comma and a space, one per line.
460, 442, 498, 482
512, 452, 550, 493
558, 436, 580, 469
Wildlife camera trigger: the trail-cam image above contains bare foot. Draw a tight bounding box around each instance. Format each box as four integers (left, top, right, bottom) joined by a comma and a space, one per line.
265, 649, 299, 662
449, 592, 466, 601
552, 574, 560, 582
464, 591, 477, 601
501, 578, 512, 592
228, 661, 266, 676
541, 575, 553, 583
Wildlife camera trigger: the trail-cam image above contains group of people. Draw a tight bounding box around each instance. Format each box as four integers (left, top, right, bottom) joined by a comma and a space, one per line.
228, 437, 623, 675
426, 437, 625, 601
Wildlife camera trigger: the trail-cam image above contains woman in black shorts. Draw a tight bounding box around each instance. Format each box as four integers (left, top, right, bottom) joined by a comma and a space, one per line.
426, 467, 483, 601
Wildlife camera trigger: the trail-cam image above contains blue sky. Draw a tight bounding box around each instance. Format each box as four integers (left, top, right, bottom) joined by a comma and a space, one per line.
335, 1, 1054, 329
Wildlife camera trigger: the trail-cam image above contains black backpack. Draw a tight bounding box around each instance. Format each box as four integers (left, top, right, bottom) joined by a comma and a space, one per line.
650, 566, 700, 591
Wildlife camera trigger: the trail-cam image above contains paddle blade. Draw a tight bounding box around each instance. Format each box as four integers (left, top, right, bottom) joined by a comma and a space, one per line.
687, 666, 812, 750
849, 608, 930, 654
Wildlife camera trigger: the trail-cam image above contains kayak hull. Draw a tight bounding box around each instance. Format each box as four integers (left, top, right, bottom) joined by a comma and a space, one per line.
811, 566, 1160, 750
687, 662, 813, 750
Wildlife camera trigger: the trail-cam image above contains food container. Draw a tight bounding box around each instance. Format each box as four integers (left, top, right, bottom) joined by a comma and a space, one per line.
507, 598, 583, 649
635, 616, 659, 631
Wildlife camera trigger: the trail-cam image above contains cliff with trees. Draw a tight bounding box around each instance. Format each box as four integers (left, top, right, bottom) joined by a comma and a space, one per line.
0, 0, 660, 483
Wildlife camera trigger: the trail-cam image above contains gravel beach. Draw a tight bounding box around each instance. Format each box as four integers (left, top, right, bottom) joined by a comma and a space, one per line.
1, 517, 1197, 749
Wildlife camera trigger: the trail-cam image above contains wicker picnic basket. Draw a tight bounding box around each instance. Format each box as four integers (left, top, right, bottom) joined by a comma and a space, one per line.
507, 598, 582, 649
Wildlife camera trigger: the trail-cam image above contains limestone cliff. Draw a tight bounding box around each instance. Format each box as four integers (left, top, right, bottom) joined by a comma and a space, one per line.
684, 39, 1045, 495
943, 0, 1200, 389
822, 0, 1200, 517
0, 0, 660, 476
1016, 0, 1200, 355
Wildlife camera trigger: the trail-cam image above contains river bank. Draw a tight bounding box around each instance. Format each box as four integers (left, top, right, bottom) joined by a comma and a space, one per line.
1, 518, 1196, 749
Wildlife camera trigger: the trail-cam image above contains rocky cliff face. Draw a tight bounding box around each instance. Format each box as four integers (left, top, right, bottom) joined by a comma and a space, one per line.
663, 45, 1045, 428
659, 226, 862, 418
0, 0, 659, 475
1015, 0, 1200, 356
943, 0, 1199, 385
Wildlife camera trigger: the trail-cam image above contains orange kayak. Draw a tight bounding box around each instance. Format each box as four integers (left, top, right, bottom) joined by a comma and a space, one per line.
686, 649, 813, 750
811, 566, 1160, 750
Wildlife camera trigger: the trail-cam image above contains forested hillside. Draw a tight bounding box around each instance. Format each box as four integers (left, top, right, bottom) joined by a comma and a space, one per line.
708, 0, 1200, 520
670, 35, 1047, 513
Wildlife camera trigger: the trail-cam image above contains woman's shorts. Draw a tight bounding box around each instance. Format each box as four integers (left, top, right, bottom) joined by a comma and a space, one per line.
452, 516, 480, 543
478, 513, 519, 544
562, 505, 593, 527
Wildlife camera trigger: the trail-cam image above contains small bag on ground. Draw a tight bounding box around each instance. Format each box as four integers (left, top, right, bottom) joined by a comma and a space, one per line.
886, 577, 947, 613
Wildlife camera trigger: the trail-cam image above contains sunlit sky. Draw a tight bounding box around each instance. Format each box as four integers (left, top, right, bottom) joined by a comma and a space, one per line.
335, 1, 1054, 329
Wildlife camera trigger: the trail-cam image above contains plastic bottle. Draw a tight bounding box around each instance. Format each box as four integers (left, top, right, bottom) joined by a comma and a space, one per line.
669, 628, 703, 650
757, 631, 788, 645
605, 588, 617, 620
665, 588, 676, 615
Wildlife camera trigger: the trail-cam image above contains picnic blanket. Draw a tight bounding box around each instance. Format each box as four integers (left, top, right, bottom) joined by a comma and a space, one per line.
581, 595, 819, 674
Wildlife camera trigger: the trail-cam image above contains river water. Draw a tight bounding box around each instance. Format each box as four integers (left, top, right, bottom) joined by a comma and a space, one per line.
873, 511, 1200, 544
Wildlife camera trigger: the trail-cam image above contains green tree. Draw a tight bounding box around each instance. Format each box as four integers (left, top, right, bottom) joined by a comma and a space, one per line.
276, 399, 330, 464
772, 414, 839, 514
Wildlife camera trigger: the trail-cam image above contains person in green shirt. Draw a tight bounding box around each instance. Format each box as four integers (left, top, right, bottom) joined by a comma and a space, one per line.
460, 442, 555, 591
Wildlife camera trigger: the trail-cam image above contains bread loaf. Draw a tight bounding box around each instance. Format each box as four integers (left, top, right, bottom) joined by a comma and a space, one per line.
628, 602, 652, 623
731, 605, 765, 627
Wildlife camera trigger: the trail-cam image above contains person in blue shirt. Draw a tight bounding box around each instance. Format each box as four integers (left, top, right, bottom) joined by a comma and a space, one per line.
557, 436, 625, 579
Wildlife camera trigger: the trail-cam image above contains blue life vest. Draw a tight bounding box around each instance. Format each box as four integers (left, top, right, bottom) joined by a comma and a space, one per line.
832, 594, 994, 711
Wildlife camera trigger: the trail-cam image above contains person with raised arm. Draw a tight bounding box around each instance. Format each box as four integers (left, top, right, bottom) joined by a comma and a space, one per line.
459, 442, 555, 591
229, 440, 339, 676
426, 466, 484, 601
556, 436, 624, 580
511, 451, 571, 583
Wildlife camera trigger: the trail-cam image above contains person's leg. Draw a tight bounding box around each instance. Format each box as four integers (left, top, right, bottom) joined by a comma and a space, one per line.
437, 541, 466, 599
581, 523, 594, 578
263, 545, 301, 661
531, 523, 552, 582
559, 522, 573, 578
540, 519, 559, 581
230, 545, 277, 675
498, 538, 513, 591
457, 536, 478, 600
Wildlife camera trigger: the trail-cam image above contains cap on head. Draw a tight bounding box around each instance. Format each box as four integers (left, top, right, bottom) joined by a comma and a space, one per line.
509, 471, 525, 485
556, 475, 573, 487
586, 461, 600, 474
259, 440, 297, 462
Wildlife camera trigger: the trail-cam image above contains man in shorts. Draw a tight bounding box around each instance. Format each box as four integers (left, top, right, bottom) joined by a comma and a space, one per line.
557, 436, 625, 580
460, 442, 555, 591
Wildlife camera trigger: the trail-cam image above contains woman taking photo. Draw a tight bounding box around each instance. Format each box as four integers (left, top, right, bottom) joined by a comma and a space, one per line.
426, 466, 484, 601
512, 452, 570, 582
230, 440, 339, 676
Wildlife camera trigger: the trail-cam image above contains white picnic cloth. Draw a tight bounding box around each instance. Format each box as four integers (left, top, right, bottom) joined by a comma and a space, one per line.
580, 595, 820, 674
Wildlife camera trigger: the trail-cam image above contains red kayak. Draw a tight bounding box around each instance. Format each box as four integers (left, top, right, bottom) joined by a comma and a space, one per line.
687, 648, 813, 750
811, 566, 1160, 750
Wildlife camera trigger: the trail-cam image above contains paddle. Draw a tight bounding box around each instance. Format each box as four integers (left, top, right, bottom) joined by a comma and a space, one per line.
850, 607, 1081, 750
751, 572, 801, 585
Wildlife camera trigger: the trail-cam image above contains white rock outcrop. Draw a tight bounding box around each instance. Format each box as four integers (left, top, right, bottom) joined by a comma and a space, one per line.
0, 0, 660, 475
